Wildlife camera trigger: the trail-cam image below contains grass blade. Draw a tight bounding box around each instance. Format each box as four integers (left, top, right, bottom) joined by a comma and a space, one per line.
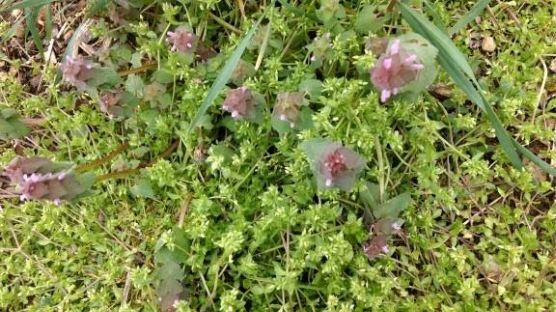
448, 0, 491, 36
187, 11, 268, 134
399, 2, 523, 169
25, 6, 44, 56
1, 0, 57, 12
512, 139, 556, 176
423, 1, 448, 35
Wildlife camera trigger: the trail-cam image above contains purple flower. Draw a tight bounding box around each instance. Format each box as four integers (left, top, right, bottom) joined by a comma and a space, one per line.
58, 56, 94, 90
273, 92, 304, 128
5, 156, 53, 184
166, 27, 196, 53
370, 39, 424, 102
362, 234, 388, 260
222, 87, 256, 119
309, 32, 333, 63
99, 91, 125, 119
317, 143, 366, 190
4, 156, 85, 205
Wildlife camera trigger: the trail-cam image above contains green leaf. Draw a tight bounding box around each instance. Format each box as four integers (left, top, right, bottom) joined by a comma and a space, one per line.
0, 108, 30, 140
372, 192, 411, 220
187, 5, 271, 134
354, 5, 384, 34
125, 74, 145, 98
88, 67, 122, 88
87, 0, 110, 17
131, 180, 155, 198
1, 0, 57, 12
299, 138, 332, 164
76, 172, 96, 191
25, 7, 44, 56
359, 182, 381, 211
299, 79, 323, 99
448, 0, 491, 36
399, 2, 523, 170
423, 1, 449, 34
512, 140, 556, 176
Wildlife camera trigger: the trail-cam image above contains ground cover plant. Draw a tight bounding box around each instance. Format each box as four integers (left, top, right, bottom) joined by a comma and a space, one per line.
1, 0, 556, 310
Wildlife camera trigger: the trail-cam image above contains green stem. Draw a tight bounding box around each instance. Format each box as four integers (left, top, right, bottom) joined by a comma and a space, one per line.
207, 11, 241, 34
374, 135, 385, 204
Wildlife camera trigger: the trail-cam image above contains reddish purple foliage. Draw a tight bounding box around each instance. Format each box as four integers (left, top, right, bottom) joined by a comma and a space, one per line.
58, 56, 94, 89
99, 91, 124, 119
317, 142, 365, 190
222, 87, 256, 119
370, 39, 424, 102
166, 27, 196, 53
273, 92, 304, 128
4, 156, 83, 205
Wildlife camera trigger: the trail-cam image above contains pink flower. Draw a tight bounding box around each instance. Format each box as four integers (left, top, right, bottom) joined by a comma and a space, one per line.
58, 56, 94, 90
317, 142, 366, 190
273, 92, 304, 128
4, 156, 85, 204
370, 39, 424, 102
222, 87, 256, 119
99, 91, 124, 119
166, 27, 196, 53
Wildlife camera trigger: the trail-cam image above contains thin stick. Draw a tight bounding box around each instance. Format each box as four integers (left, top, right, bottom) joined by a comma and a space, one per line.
178, 193, 194, 228
208, 11, 241, 34
121, 271, 132, 308
118, 63, 158, 77
76, 142, 130, 172
532, 56, 548, 123
95, 140, 179, 182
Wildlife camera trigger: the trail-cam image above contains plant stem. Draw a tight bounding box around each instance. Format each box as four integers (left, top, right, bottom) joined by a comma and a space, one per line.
76, 142, 130, 173
95, 140, 179, 182
207, 11, 241, 34
20, 118, 47, 127
118, 63, 158, 77
375, 135, 385, 204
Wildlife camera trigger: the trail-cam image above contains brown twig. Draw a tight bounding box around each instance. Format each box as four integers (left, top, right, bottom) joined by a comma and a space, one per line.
118, 63, 158, 77
20, 118, 47, 127
76, 141, 130, 172
178, 193, 194, 228
95, 140, 179, 182
386, 0, 397, 12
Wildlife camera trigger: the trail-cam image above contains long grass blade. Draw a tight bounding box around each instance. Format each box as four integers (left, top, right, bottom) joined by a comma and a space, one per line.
512, 139, 556, 176
423, 1, 448, 35
399, 2, 523, 169
187, 9, 269, 133
1, 0, 57, 12
448, 0, 491, 36
25, 6, 44, 56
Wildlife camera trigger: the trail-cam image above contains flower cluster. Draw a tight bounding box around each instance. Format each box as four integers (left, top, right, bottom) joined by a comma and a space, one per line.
317, 143, 365, 190
58, 56, 94, 90
222, 87, 257, 119
99, 91, 125, 119
4, 156, 85, 205
370, 39, 425, 102
273, 92, 305, 128
301, 139, 366, 191
166, 27, 197, 53
309, 32, 333, 63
